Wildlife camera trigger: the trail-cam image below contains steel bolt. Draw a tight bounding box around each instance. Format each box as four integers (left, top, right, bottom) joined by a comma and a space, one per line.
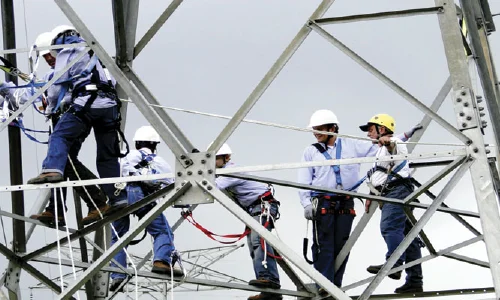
207, 186, 213, 190
464, 102, 469, 107
187, 171, 192, 175
461, 91, 466, 96
206, 153, 211, 158
456, 98, 462, 102
202, 180, 207, 185
201, 159, 206, 164
462, 123, 467, 128
177, 172, 182, 176
466, 116, 472, 120
180, 155, 186, 159
486, 149, 491, 154
184, 160, 190, 165
198, 170, 203, 175
473, 148, 479, 153
459, 112, 465, 116
208, 169, 213, 174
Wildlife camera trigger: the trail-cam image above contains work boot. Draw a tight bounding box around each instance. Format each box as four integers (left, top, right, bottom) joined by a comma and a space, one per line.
248, 278, 280, 289
81, 204, 111, 225
103, 202, 128, 217
317, 288, 334, 300
30, 211, 65, 226
247, 293, 283, 300
367, 264, 402, 280
109, 278, 125, 292
27, 172, 64, 184
151, 261, 184, 277
394, 282, 423, 294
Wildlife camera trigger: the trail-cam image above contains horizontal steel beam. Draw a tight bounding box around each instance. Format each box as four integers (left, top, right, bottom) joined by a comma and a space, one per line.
315, 6, 443, 25
350, 287, 494, 299
221, 173, 480, 218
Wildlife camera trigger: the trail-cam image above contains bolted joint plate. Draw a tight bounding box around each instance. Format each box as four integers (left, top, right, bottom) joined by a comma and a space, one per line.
3, 264, 21, 291
174, 151, 216, 206
92, 271, 110, 297
453, 88, 479, 130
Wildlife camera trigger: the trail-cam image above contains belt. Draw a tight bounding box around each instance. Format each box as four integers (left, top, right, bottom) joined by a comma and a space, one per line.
314, 194, 351, 201
375, 178, 412, 192
318, 207, 356, 216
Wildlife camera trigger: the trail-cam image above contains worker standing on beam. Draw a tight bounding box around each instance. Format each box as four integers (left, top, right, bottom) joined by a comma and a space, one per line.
360, 114, 424, 294
27, 25, 129, 215
24, 30, 110, 226
214, 144, 282, 300
109, 126, 183, 292
297, 109, 421, 297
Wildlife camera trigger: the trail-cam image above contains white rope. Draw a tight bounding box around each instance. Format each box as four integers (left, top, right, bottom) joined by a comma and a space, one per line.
59, 188, 81, 300
122, 99, 465, 147
53, 187, 65, 292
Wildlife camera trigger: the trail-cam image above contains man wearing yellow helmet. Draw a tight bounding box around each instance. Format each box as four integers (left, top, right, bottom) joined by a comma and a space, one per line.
360, 114, 424, 294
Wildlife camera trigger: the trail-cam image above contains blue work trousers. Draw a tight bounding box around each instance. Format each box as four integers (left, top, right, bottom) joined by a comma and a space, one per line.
247, 202, 280, 286
111, 185, 175, 280
380, 184, 423, 285
312, 198, 355, 287
41, 104, 126, 205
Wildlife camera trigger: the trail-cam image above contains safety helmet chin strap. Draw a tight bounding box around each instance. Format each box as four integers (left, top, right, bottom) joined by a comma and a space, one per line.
323, 124, 338, 149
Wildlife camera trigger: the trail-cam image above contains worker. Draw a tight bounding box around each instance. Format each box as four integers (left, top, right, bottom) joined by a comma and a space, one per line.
297, 109, 421, 296
214, 144, 282, 300
360, 114, 423, 294
109, 126, 183, 292
24, 30, 110, 226
27, 25, 128, 216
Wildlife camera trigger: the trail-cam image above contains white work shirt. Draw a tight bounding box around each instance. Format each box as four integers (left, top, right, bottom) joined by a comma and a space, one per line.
369, 137, 411, 187
121, 148, 174, 185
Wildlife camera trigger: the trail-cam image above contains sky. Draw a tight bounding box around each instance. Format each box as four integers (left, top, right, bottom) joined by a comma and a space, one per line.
0, 0, 500, 299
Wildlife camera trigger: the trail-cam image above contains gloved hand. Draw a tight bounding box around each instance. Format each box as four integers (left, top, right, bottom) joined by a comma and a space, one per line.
304, 204, 315, 220
405, 123, 423, 139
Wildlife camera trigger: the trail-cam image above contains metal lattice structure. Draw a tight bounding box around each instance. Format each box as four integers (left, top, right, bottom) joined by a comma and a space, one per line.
0, 0, 500, 299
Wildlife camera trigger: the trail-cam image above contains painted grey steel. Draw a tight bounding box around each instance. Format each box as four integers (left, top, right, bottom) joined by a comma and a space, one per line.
275, 252, 315, 293
315, 6, 443, 25
460, 0, 500, 158
351, 287, 494, 299
54, 0, 193, 160
56, 184, 190, 299
208, 0, 336, 153
357, 160, 471, 299
443, 253, 490, 268
202, 183, 352, 300
0, 43, 87, 55
0, 48, 90, 132
309, 22, 470, 145
436, 0, 500, 296
407, 77, 452, 153
91, 227, 110, 298
174, 152, 216, 205
24, 190, 50, 242
134, 0, 184, 58
343, 235, 484, 291
221, 172, 480, 217
33, 256, 314, 298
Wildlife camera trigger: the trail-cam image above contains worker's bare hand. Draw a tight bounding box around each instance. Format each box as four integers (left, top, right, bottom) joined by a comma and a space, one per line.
378, 136, 392, 147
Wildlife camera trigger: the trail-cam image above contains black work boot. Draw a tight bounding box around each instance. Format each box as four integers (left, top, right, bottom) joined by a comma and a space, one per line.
27, 172, 64, 184
366, 264, 401, 280
395, 282, 423, 294
109, 278, 125, 292
248, 278, 280, 289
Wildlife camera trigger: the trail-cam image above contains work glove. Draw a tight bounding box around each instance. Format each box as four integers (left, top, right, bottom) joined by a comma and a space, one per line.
304, 204, 314, 220
405, 123, 423, 139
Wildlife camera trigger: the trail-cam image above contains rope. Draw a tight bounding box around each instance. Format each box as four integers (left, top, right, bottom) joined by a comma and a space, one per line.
122, 99, 465, 147
53, 187, 65, 292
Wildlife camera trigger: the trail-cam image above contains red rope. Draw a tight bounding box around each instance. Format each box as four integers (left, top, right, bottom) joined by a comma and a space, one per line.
259, 220, 283, 260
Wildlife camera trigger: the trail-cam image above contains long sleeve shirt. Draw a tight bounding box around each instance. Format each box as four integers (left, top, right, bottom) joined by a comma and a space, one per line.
46, 46, 117, 113
121, 148, 174, 185
215, 162, 270, 208
297, 133, 408, 208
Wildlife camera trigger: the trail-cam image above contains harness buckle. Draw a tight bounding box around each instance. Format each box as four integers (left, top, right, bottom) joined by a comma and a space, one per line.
85, 84, 98, 91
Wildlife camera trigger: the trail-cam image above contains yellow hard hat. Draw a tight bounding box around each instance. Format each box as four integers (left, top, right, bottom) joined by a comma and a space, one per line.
359, 114, 395, 133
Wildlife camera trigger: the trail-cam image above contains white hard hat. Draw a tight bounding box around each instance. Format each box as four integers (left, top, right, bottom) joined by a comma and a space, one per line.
50, 25, 78, 56
308, 109, 339, 128
34, 32, 53, 56
133, 126, 161, 143
216, 143, 232, 156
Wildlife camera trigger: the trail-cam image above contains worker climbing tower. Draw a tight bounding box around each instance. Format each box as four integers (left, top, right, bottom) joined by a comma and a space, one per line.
0, 0, 499, 299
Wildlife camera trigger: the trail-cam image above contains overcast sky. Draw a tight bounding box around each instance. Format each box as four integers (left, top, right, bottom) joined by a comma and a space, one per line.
1, 0, 500, 299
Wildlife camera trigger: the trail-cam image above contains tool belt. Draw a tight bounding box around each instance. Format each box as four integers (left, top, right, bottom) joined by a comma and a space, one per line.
248, 191, 280, 217
374, 178, 413, 194
318, 207, 356, 216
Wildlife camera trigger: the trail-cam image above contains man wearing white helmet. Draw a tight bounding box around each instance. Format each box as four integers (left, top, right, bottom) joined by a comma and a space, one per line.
215, 144, 282, 300
297, 109, 421, 296
28, 25, 129, 215
109, 126, 183, 292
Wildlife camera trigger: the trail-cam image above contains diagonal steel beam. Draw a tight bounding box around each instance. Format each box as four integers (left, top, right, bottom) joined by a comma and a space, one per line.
134, 0, 184, 58
308, 22, 470, 144
56, 183, 191, 299
357, 159, 472, 300
443, 253, 490, 268
201, 182, 351, 300
208, 0, 336, 153
54, 0, 193, 161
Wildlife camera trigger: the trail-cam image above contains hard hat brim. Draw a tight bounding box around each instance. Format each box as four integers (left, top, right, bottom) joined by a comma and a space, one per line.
359, 123, 371, 132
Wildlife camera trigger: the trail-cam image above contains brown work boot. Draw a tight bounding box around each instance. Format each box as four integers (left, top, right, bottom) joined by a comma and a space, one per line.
248, 278, 280, 289
81, 204, 111, 225
27, 172, 64, 184
248, 293, 283, 300
30, 211, 65, 226
151, 261, 184, 277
